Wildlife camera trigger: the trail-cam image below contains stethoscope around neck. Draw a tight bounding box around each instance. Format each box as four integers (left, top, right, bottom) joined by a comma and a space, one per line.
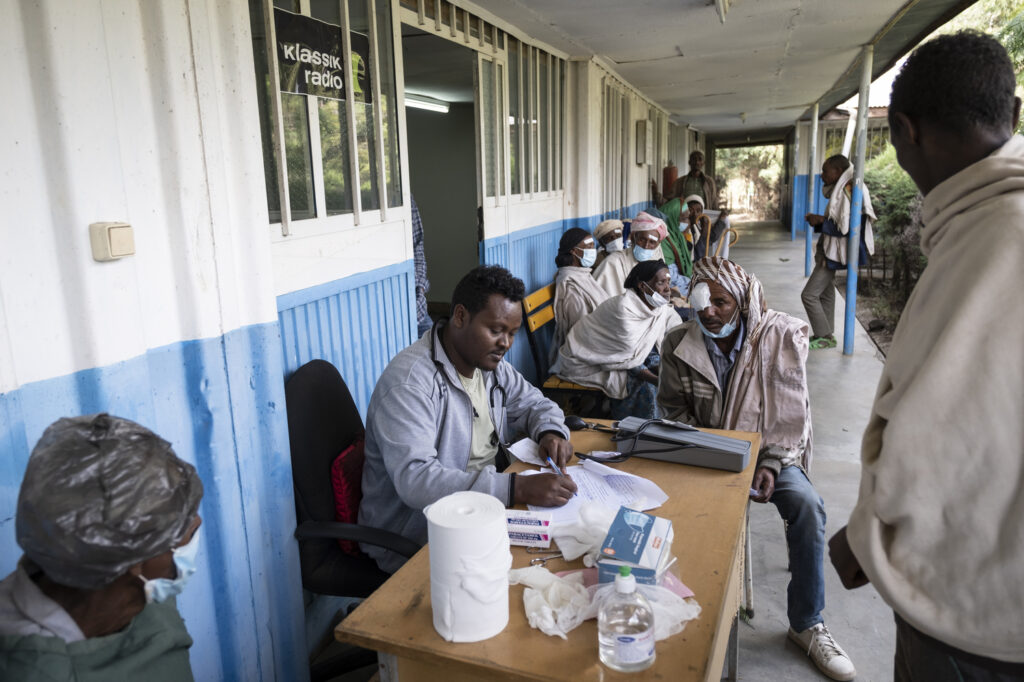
430, 319, 509, 445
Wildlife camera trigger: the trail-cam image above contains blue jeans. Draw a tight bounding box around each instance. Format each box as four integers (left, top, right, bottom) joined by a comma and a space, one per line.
768, 466, 826, 632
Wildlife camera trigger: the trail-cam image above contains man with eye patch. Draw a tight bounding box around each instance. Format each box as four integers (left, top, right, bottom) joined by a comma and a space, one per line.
657, 258, 856, 681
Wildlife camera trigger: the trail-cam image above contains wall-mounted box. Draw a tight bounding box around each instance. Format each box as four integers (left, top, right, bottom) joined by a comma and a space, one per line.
89, 222, 135, 262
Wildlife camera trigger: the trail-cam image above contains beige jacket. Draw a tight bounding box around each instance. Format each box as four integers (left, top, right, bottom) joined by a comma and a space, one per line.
846, 135, 1024, 662
657, 312, 812, 475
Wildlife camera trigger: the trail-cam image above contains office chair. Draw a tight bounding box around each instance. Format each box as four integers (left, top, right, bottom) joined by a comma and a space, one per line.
285, 359, 420, 680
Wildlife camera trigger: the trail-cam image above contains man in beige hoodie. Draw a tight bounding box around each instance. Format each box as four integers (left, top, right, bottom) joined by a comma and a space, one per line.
830, 31, 1024, 680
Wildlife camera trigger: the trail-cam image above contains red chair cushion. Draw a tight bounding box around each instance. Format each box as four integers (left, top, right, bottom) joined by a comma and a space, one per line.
330, 437, 365, 555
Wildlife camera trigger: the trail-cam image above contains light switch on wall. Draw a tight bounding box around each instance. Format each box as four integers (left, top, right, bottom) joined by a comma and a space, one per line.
89, 222, 135, 261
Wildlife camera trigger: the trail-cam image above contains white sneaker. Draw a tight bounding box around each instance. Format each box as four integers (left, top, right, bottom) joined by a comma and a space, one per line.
788, 622, 857, 681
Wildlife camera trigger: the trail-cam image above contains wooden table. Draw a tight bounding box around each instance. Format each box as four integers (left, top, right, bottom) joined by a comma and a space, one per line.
336, 424, 760, 681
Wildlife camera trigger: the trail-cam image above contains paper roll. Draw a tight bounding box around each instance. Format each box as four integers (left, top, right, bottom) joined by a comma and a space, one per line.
426, 491, 512, 642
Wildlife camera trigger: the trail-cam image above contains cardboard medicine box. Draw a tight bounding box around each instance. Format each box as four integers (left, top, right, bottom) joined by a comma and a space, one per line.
597, 506, 674, 584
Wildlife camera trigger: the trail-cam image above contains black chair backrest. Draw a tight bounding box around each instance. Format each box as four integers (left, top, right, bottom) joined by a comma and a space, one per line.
285, 359, 364, 526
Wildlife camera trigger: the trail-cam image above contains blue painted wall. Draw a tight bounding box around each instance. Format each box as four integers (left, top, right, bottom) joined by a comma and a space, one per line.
276, 260, 417, 419
790, 173, 827, 236
0, 323, 307, 681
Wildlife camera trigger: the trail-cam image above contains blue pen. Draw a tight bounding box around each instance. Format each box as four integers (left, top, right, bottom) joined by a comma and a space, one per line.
547, 456, 576, 496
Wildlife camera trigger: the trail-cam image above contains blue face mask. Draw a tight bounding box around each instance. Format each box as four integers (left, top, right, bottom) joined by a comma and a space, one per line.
138, 528, 201, 603
633, 244, 660, 262
697, 311, 739, 339
579, 248, 597, 268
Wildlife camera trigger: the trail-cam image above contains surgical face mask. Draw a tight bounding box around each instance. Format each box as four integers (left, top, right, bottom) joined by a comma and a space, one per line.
138, 528, 201, 604
604, 237, 624, 252
697, 314, 738, 339
578, 248, 597, 268
642, 282, 670, 308
690, 282, 738, 338
633, 244, 660, 262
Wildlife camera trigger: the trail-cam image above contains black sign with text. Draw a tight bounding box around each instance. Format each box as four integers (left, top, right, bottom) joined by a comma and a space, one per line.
274, 8, 372, 103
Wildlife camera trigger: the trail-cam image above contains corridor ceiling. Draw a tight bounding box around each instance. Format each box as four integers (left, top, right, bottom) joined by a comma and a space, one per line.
470, 0, 977, 135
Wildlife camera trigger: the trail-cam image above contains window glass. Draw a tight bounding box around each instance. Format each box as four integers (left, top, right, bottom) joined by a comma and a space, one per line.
481, 59, 496, 197
508, 39, 520, 195
375, 0, 402, 208
539, 54, 549, 191
318, 98, 353, 215
349, 0, 380, 211
248, 0, 314, 221
497, 61, 506, 195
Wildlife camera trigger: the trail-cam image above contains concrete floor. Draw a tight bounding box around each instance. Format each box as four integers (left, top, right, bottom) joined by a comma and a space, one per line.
728, 222, 895, 682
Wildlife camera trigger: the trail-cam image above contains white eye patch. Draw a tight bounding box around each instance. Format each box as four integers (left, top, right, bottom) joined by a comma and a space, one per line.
690, 282, 711, 311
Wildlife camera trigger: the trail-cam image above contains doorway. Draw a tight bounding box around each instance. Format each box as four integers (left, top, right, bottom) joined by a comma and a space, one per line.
402, 26, 478, 319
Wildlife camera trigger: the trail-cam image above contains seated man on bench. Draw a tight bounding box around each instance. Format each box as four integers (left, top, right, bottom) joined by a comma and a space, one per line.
656, 257, 856, 682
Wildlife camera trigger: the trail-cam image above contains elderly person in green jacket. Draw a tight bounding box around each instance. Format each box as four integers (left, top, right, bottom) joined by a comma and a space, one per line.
656, 258, 855, 682
0, 414, 204, 681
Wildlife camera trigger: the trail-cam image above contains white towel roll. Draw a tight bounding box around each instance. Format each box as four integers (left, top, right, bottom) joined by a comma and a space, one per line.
426, 491, 512, 642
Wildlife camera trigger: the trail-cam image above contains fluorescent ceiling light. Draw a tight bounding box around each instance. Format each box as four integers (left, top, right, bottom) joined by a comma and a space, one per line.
405, 93, 449, 113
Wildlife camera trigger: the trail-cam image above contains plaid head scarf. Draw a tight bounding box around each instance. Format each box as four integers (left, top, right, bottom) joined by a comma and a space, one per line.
689, 257, 767, 330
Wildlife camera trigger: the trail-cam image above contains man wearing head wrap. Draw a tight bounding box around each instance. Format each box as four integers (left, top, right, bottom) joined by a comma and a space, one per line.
682, 194, 732, 262
554, 260, 681, 419
552, 228, 609, 357
592, 218, 624, 268
0, 413, 203, 681
657, 258, 856, 681
593, 211, 667, 297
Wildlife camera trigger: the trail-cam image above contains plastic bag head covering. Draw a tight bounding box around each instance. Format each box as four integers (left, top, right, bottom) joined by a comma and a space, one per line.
16, 413, 204, 590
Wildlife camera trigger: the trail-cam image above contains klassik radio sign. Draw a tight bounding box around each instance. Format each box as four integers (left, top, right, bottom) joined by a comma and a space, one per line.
274, 8, 372, 103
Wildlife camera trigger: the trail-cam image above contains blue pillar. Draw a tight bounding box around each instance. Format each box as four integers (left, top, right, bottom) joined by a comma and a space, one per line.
843, 45, 873, 355
805, 104, 818, 276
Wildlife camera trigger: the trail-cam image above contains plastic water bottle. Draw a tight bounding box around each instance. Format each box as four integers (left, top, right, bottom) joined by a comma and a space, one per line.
598, 566, 656, 672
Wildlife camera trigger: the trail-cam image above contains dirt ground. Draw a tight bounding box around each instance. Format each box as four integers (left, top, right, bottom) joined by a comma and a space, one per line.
834, 273, 893, 357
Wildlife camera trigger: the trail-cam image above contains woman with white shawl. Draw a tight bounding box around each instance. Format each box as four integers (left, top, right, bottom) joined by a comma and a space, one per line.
552, 228, 609, 356
553, 260, 682, 419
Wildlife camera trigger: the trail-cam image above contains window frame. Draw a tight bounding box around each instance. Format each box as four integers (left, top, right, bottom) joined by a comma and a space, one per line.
255, 0, 404, 238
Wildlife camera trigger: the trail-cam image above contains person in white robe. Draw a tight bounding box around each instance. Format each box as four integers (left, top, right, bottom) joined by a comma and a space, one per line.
552, 228, 609, 358
553, 260, 682, 419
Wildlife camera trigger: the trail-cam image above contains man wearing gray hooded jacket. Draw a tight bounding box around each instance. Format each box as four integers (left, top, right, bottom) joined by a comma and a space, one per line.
359, 265, 577, 574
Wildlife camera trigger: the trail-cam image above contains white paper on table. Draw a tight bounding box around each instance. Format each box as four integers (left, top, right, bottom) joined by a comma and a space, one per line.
522, 462, 669, 525
508, 438, 546, 466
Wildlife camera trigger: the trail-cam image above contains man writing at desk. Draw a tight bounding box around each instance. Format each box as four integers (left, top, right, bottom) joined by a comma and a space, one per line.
656, 258, 856, 681
359, 265, 577, 574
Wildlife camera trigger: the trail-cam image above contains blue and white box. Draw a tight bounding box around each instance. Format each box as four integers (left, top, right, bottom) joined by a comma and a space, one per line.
597, 506, 674, 584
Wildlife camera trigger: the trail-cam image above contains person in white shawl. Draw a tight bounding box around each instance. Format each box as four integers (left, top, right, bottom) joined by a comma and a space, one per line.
801, 154, 876, 348
830, 31, 1024, 680
553, 260, 681, 419
552, 228, 609, 356
592, 212, 666, 297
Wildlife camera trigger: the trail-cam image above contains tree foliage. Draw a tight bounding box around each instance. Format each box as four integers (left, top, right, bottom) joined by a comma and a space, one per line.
714, 145, 783, 220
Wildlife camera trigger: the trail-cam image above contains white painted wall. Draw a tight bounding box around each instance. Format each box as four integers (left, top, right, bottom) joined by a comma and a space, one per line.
1, 0, 276, 391
406, 103, 479, 304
